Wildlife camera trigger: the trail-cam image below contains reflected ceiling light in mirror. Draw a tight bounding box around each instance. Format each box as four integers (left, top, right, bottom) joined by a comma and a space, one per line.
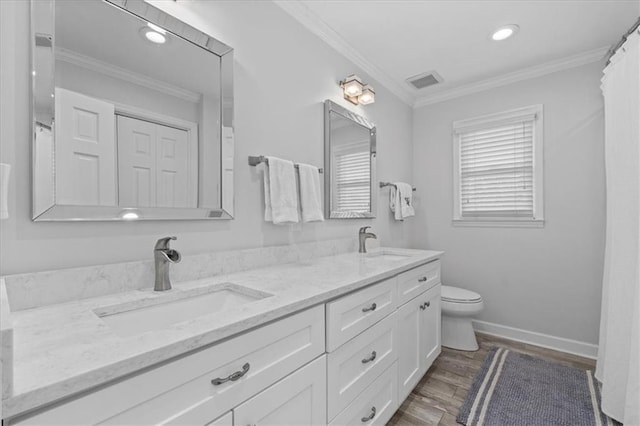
340, 74, 375, 105
141, 22, 167, 44
120, 210, 140, 220
491, 24, 519, 41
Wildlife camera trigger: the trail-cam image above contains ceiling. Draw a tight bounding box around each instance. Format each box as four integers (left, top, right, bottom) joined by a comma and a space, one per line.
275, 1, 639, 106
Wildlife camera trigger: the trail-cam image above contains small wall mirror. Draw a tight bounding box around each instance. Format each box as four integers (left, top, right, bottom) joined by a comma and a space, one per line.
31, 0, 234, 221
324, 100, 377, 219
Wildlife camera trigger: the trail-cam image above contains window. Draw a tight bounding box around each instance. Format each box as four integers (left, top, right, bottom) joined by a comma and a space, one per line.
333, 142, 371, 213
452, 105, 544, 227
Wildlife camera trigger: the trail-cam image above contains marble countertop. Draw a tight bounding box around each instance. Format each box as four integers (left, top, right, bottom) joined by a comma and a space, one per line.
2, 248, 442, 419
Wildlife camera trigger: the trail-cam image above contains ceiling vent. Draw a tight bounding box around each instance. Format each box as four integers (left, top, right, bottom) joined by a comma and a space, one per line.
406, 71, 443, 90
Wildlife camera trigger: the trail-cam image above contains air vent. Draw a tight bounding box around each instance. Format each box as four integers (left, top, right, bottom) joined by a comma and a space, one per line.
406, 71, 443, 90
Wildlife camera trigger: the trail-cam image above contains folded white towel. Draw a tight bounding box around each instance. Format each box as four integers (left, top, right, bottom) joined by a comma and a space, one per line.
389, 182, 415, 221
298, 163, 324, 222
260, 157, 299, 224
396, 182, 415, 219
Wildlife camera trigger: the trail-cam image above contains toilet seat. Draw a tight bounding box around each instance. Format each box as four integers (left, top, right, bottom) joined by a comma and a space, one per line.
441, 285, 482, 304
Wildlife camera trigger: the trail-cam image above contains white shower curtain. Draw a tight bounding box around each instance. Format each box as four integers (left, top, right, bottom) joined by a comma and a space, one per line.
596, 26, 640, 425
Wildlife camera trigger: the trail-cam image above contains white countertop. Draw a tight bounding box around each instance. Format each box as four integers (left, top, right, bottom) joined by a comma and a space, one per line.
2, 248, 442, 419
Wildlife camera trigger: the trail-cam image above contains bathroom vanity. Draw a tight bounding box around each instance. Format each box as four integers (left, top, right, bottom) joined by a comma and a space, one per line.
0, 247, 442, 425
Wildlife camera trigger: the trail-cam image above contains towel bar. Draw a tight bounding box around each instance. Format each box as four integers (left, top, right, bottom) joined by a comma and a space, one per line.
248, 155, 323, 173
379, 181, 416, 191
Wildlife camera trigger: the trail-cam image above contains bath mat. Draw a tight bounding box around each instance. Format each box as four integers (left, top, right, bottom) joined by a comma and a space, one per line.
457, 347, 619, 426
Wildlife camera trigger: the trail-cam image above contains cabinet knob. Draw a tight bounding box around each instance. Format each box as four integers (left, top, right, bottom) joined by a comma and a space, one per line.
420, 303, 426, 310
361, 351, 377, 364
211, 362, 250, 385
425, 301, 431, 307
418, 276, 428, 282
362, 302, 377, 313
361, 406, 376, 422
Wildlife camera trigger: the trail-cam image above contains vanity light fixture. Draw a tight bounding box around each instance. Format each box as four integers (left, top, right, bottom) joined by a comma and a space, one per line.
491, 24, 519, 41
142, 22, 167, 44
340, 74, 375, 105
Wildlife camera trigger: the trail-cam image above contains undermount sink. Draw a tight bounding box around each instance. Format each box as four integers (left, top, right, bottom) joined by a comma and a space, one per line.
365, 249, 414, 261
95, 283, 272, 337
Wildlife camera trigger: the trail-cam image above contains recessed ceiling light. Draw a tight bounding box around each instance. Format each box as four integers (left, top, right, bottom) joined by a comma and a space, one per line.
491, 24, 519, 41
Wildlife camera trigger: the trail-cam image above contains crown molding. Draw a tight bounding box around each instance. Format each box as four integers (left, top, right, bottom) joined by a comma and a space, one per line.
273, 0, 415, 106
55, 47, 201, 103
414, 46, 610, 108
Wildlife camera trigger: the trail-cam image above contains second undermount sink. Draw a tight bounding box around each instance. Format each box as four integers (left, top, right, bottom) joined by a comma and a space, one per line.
94, 283, 272, 337
365, 249, 414, 261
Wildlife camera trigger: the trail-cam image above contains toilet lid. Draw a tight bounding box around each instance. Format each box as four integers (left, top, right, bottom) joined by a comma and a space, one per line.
441, 286, 482, 303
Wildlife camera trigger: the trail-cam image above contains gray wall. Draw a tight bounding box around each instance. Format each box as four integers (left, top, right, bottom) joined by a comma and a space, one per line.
411, 62, 606, 344
0, 0, 414, 274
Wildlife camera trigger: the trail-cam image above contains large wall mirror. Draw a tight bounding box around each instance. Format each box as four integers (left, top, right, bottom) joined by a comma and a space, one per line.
324, 100, 377, 219
31, 0, 234, 221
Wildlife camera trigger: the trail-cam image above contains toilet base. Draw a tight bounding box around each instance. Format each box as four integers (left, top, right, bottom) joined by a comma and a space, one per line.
442, 316, 479, 351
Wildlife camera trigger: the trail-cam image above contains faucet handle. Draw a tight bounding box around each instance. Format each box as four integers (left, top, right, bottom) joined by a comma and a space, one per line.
155, 236, 177, 250
359, 226, 371, 234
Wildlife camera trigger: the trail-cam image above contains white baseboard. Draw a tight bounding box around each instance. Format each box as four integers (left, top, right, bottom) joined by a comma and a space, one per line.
472, 320, 599, 360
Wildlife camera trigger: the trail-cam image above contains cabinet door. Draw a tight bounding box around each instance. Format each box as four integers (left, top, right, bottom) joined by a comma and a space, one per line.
234, 356, 327, 426
419, 285, 441, 376
396, 296, 423, 402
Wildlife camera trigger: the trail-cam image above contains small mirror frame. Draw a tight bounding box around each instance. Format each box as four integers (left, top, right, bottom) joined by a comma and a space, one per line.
324, 100, 377, 219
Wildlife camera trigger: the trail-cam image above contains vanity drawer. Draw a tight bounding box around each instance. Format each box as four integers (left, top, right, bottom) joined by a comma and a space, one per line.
327, 312, 397, 421
12, 306, 325, 426
326, 277, 397, 352
329, 361, 398, 426
397, 260, 440, 306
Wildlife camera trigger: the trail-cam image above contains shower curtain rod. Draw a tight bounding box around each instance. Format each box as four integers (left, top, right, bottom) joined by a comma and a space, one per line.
606, 17, 640, 65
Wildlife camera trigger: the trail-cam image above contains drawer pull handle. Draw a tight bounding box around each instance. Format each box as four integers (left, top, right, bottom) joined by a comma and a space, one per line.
362, 303, 377, 313
361, 351, 377, 364
211, 363, 250, 385
418, 276, 428, 282
361, 406, 376, 422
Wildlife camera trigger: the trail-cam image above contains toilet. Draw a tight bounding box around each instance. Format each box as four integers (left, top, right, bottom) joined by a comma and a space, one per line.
441, 285, 484, 351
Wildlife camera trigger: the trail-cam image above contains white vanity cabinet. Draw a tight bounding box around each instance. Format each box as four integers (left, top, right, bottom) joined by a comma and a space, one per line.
9, 306, 325, 426
5, 256, 443, 426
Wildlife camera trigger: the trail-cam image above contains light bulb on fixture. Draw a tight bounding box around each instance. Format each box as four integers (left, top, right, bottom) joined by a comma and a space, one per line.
490, 24, 519, 41
119, 210, 140, 220
358, 85, 375, 105
340, 75, 364, 98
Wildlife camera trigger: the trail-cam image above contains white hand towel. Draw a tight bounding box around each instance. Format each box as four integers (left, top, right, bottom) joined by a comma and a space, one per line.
298, 163, 324, 222
260, 157, 299, 224
396, 182, 415, 219
389, 185, 403, 221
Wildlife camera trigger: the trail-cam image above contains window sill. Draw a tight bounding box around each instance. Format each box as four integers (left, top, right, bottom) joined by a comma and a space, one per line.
452, 218, 545, 228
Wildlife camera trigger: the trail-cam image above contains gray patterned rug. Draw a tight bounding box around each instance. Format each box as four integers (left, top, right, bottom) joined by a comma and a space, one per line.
457, 347, 619, 426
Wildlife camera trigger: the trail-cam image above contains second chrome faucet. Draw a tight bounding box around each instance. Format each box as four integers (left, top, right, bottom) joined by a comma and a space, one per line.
154, 236, 182, 291
358, 226, 377, 253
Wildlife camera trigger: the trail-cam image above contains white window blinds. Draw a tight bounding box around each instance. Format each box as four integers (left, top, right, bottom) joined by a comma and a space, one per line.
453, 105, 543, 225
334, 145, 370, 212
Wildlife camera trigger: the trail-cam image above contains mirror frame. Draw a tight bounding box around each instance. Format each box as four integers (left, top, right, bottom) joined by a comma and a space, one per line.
324, 100, 377, 219
31, 0, 235, 221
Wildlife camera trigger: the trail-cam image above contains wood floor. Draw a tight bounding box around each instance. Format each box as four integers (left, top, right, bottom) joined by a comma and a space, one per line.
387, 332, 596, 426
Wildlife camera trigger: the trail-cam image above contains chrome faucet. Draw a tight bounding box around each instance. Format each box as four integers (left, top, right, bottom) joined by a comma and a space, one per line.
154, 236, 182, 291
358, 226, 377, 253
